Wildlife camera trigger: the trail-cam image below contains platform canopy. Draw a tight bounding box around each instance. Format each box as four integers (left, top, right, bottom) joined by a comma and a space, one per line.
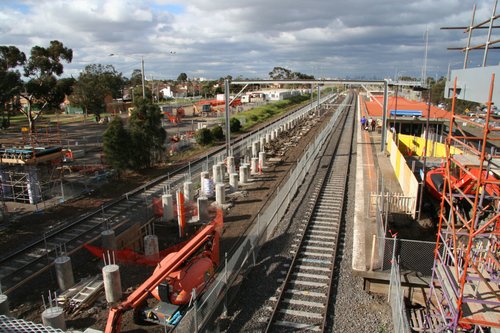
389, 110, 422, 117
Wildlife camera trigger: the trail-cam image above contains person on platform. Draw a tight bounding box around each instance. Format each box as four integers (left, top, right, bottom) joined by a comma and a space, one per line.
361, 116, 367, 130
371, 118, 376, 132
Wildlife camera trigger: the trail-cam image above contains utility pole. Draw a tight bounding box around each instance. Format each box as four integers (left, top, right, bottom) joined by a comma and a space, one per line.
141, 56, 146, 99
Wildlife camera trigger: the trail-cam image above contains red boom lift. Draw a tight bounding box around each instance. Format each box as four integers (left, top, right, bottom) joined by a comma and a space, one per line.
105, 215, 222, 333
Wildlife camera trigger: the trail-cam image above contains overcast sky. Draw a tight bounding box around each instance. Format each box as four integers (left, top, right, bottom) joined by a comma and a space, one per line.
1, 0, 499, 81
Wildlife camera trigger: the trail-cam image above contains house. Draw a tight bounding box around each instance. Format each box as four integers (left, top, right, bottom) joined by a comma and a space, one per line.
160, 86, 173, 99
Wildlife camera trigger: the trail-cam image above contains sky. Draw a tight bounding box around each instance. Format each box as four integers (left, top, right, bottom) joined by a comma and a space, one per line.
0, 0, 499, 81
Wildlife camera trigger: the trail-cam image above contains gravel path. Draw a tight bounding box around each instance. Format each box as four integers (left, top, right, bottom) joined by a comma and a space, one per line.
218, 103, 393, 333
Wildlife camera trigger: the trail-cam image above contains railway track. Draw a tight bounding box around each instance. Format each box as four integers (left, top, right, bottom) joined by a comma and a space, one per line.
264, 93, 355, 332
0, 93, 339, 294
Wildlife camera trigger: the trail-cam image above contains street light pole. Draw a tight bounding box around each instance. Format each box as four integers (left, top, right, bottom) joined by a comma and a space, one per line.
141, 56, 146, 99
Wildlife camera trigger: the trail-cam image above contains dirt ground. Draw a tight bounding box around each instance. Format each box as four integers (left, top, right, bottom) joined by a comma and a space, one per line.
1, 106, 332, 332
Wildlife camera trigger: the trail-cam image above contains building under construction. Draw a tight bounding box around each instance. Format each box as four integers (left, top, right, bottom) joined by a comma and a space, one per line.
425, 2, 500, 331
0, 123, 65, 206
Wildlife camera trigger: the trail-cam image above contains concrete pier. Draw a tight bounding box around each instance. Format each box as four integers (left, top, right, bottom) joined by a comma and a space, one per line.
183, 181, 193, 201
102, 264, 122, 303
259, 151, 266, 170
229, 173, 238, 191
215, 183, 225, 205
162, 194, 174, 222
54, 256, 75, 292
251, 157, 259, 174
101, 229, 116, 250
239, 165, 248, 184
265, 133, 270, 144
226, 156, 235, 174
252, 141, 260, 157
260, 137, 266, 152
0, 295, 10, 316
213, 164, 222, 183
42, 307, 66, 331
144, 235, 159, 260
197, 197, 209, 222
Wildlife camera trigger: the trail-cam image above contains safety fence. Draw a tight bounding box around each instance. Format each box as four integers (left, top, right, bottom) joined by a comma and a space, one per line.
370, 192, 416, 216
372, 191, 436, 277
389, 254, 412, 333
174, 94, 351, 332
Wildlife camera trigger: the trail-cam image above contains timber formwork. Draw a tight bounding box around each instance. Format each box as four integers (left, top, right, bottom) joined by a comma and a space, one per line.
426, 75, 500, 332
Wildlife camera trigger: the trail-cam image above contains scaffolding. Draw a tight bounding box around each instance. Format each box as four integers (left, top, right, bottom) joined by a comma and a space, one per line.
426, 76, 500, 332
0, 121, 65, 205
426, 3, 500, 331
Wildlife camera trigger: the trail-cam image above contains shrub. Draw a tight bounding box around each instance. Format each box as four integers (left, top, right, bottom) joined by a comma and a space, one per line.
211, 125, 225, 141
195, 128, 213, 145
230, 118, 241, 132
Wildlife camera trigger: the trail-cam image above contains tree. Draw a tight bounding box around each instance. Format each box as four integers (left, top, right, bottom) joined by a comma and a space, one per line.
195, 128, 213, 145
128, 98, 166, 169
177, 72, 188, 82
0, 46, 26, 128
103, 117, 131, 175
20, 40, 73, 133
129, 69, 143, 87
211, 125, 224, 141
230, 117, 241, 132
70, 64, 124, 121
269, 66, 291, 80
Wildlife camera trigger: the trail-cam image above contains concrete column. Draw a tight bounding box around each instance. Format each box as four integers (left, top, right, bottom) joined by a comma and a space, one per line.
226, 156, 235, 174
197, 197, 209, 222
183, 181, 193, 201
144, 235, 159, 260
212, 164, 221, 183
265, 133, 270, 144
270, 130, 275, 141
251, 157, 259, 174
239, 165, 248, 184
229, 173, 238, 191
200, 171, 209, 194
260, 137, 265, 152
101, 229, 116, 250
0, 294, 10, 316
215, 183, 225, 205
54, 256, 75, 292
274, 129, 279, 139
162, 194, 174, 222
217, 162, 225, 180
42, 307, 66, 331
259, 151, 266, 170
252, 141, 260, 157
103, 264, 122, 303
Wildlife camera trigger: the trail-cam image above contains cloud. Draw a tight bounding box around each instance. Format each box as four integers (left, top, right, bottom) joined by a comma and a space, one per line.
0, 0, 498, 80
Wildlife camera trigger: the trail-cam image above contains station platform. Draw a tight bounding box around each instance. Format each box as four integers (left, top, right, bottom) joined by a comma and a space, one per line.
353, 99, 404, 273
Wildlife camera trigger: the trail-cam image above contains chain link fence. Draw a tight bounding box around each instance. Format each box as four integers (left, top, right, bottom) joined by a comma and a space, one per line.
372, 188, 437, 277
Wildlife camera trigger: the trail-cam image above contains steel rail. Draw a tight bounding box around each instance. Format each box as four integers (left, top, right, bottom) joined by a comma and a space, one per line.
265, 93, 355, 332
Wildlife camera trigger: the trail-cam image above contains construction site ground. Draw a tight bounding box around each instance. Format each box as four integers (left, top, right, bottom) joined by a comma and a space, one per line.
0, 106, 333, 332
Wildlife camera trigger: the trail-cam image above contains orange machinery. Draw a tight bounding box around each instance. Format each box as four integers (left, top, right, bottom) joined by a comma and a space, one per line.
105, 215, 222, 333
426, 166, 500, 221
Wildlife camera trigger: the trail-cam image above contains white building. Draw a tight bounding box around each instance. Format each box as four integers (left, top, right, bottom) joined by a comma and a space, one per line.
160, 86, 173, 99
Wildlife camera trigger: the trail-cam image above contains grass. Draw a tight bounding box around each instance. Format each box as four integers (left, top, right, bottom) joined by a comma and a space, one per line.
3, 112, 117, 128
233, 94, 312, 131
